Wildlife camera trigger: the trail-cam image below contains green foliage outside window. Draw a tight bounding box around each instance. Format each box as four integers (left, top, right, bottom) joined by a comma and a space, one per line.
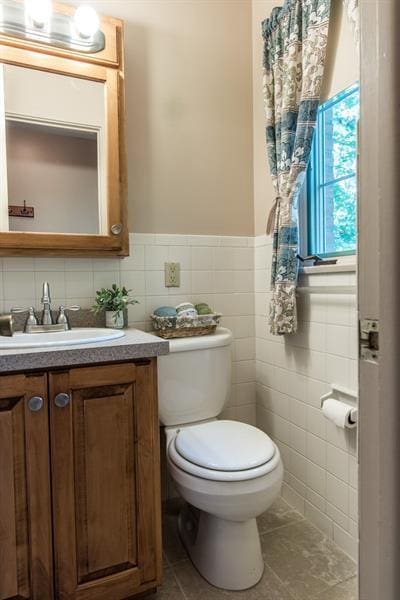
308, 84, 359, 256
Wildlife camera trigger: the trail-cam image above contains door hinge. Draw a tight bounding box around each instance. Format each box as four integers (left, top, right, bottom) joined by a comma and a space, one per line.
360, 319, 379, 361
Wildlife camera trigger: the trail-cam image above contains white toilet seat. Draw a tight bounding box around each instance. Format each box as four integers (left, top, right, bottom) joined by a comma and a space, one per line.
168, 420, 280, 482
167, 442, 283, 521
174, 419, 275, 470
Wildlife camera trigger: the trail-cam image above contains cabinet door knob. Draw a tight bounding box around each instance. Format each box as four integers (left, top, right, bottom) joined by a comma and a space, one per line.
28, 396, 44, 412
54, 393, 71, 408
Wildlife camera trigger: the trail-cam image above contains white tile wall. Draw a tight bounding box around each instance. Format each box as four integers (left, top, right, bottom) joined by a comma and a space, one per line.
254, 234, 359, 560
0, 233, 256, 427
0, 231, 359, 557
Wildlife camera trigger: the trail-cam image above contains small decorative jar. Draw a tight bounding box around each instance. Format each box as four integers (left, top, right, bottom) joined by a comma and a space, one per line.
105, 310, 124, 329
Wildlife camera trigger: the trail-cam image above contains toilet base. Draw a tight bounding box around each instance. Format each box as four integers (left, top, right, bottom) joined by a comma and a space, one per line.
178, 502, 264, 590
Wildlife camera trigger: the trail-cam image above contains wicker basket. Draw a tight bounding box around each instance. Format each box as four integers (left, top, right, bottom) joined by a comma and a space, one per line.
151, 313, 221, 339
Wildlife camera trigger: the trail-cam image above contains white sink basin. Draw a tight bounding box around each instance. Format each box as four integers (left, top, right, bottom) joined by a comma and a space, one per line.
0, 328, 125, 349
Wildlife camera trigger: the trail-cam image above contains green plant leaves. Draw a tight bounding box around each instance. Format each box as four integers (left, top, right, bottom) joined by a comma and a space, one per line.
92, 284, 139, 314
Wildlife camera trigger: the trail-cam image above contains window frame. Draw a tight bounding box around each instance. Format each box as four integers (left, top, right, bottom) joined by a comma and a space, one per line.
306, 83, 359, 259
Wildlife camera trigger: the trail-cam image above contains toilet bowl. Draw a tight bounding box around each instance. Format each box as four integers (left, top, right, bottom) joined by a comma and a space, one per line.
158, 328, 283, 590
164, 420, 283, 589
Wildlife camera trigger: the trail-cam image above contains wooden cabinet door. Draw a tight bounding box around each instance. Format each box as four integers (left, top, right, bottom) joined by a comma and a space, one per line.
0, 373, 53, 600
49, 361, 162, 600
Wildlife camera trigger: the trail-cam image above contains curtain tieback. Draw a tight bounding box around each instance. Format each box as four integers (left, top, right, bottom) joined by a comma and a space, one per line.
266, 195, 281, 235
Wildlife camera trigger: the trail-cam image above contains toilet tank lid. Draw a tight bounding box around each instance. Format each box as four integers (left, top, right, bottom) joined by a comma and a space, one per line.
165, 327, 233, 354
174, 420, 276, 471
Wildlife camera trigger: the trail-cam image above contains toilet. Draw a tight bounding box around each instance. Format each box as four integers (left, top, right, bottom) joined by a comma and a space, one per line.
158, 327, 283, 590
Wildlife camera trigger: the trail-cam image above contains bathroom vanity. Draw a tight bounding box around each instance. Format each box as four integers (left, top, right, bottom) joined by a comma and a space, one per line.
0, 330, 168, 600
0, 2, 166, 597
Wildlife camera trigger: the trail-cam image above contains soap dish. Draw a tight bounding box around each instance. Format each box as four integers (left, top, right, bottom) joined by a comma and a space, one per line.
150, 313, 222, 339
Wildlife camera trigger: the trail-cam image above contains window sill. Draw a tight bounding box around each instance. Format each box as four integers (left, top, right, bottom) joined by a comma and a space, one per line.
300, 257, 356, 275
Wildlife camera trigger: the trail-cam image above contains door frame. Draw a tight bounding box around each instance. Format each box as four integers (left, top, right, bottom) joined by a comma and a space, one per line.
359, 1, 400, 598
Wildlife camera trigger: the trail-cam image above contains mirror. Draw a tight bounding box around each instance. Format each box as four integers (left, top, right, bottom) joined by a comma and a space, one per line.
0, 64, 107, 235
0, 4, 127, 257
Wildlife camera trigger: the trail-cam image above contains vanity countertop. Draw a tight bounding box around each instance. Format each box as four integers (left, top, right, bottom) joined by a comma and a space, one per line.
0, 327, 169, 373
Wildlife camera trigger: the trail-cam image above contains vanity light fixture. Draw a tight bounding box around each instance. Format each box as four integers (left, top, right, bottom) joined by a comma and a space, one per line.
73, 5, 100, 39
25, 0, 51, 28
0, 0, 105, 53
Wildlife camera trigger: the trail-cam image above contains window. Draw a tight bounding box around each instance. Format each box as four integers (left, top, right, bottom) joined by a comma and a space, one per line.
307, 83, 359, 257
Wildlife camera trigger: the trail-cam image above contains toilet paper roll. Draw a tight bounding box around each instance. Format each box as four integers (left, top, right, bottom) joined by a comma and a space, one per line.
322, 398, 357, 429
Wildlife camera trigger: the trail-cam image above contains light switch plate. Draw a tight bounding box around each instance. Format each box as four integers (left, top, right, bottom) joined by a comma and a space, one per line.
165, 262, 180, 287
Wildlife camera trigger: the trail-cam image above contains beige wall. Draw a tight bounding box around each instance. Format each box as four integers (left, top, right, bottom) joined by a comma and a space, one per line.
252, 0, 359, 235
10, 0, 357, 237
66, 0, 254, 236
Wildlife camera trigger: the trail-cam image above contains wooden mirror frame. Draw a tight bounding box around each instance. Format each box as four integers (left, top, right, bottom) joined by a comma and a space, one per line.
0, 2, 128, 257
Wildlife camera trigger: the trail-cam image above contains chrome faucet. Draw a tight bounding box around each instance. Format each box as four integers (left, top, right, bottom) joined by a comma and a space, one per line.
11, 281, 80, 333
41, 281, 53, 325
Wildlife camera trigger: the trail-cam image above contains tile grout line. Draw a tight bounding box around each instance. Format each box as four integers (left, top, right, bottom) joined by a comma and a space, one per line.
261, 519, 351, 600
258, 515, 306, 537
170, 561, 190, 600
262, 557, 299, 600
336, 573, 358, 588
309, 573, 358, 600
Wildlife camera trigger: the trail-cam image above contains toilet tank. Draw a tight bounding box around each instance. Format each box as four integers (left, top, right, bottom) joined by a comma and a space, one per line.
157, 327, 233, 426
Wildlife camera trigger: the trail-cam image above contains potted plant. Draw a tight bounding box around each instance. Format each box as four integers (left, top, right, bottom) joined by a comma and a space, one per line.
92, 284, 138, 329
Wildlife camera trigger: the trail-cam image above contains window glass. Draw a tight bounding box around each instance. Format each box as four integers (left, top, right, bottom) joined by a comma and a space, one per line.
308, 84, 359, 256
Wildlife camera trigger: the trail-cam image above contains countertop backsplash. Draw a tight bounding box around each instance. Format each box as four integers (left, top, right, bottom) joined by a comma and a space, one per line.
0, 233, 256, 429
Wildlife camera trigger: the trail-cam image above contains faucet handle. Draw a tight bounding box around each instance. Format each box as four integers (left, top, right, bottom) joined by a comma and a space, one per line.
56, 305, 80, 330
66, 305, 80, 312
11, 307, 39, 328
11, 307, 30, 313
26, 307, 39, 326
57, 305, 80, 313
56, 306, 68, 328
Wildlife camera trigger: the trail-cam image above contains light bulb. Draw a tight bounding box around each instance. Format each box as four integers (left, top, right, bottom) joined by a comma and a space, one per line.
74, 6, 100, 39
25, 0, 52, 28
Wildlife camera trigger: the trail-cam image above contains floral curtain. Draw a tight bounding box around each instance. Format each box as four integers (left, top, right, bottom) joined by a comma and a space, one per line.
263, 0, 331, 335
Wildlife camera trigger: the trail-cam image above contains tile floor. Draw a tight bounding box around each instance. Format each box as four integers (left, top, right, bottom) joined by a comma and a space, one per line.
158, 498, 357, 600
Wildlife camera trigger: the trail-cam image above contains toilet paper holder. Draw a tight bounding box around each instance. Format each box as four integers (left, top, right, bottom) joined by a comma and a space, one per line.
320, 384, 358, 424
